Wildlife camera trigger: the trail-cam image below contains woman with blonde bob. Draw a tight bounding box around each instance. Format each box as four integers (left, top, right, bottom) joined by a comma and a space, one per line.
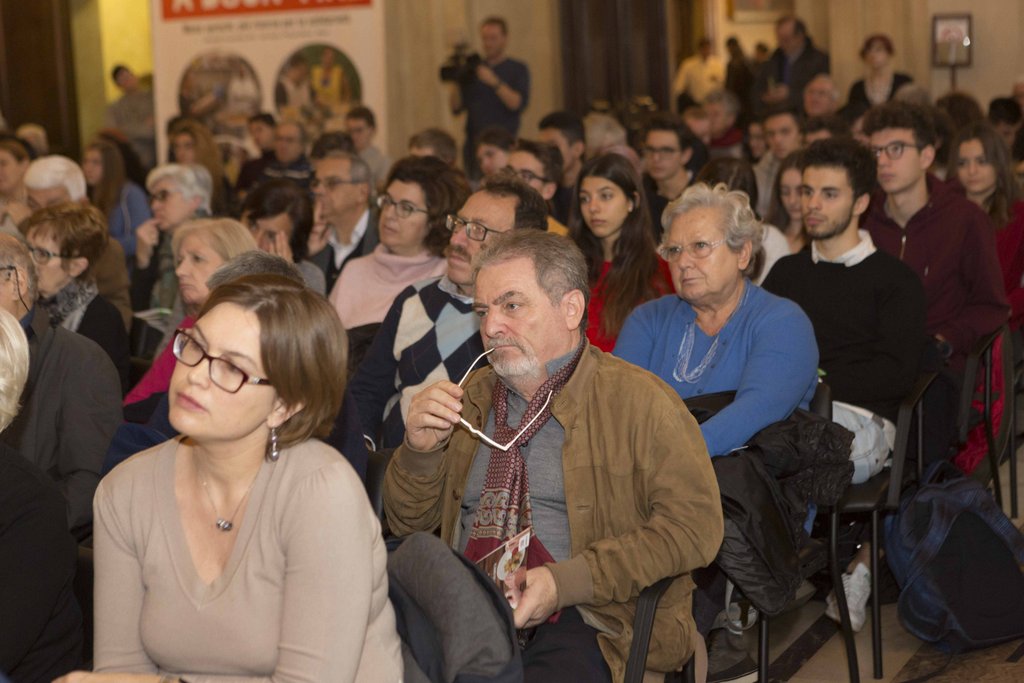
125, 218, 256, 411
57, 275, 402, 683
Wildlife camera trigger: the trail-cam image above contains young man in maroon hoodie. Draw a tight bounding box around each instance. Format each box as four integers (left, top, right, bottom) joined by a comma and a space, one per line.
861, 101, 1008, 461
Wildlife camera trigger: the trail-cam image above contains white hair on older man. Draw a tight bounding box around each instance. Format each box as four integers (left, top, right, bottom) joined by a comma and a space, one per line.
0, 308, 29, 432
24, 155, 87, 201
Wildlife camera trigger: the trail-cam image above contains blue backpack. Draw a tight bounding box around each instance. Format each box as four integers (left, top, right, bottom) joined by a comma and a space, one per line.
884, 462, 1024, 652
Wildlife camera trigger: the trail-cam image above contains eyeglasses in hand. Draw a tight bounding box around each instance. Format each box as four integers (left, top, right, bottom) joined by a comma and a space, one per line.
456, 347, 553, 452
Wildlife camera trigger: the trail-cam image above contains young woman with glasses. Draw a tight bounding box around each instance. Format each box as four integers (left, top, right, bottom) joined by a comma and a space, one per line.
56, 275, 403, 683
568, 153, 671, 351
328, 155, 469, 331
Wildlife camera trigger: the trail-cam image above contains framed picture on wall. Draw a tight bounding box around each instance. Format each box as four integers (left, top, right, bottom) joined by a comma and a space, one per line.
727, 0, 795, 24
932, 14, 972, 67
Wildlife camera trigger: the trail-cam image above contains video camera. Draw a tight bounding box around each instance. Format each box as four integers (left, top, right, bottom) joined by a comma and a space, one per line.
439, 43, 482, 84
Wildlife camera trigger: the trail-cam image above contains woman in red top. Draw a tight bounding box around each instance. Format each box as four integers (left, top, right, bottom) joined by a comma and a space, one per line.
951, 120, 1024, 329
569, 153, 671, 351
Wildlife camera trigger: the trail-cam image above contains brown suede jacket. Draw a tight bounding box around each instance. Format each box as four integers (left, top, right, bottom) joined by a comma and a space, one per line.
383, 342, 724, 679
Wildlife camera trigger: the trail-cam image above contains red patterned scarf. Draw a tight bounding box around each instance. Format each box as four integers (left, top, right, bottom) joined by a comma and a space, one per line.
463, 342, 585, 569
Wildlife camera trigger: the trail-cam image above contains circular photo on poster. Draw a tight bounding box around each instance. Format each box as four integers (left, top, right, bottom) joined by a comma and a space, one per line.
178, 51, 262, 138
275, 44, 361, 139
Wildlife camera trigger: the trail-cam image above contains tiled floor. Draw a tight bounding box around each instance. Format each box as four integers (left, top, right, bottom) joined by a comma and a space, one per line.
728, 448, 1024, 682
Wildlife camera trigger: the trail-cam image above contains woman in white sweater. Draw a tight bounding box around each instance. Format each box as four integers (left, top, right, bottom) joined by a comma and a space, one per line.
58, 274, 402, 683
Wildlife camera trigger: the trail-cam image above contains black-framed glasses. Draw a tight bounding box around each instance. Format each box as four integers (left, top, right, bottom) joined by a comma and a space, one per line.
311, 176, 363, 191
149, 189, 178, 204
508, 167, 548, 184
27, 245, 69, 265
445, 214, 502, 242
657, 239, 727, 261
642, 145, 681, 158
870, 141, 923, 160
377, 194, 429, 219
172, 329, 272, 394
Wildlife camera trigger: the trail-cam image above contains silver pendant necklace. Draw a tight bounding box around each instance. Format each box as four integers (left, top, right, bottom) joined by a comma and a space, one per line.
199, 471, 259, 532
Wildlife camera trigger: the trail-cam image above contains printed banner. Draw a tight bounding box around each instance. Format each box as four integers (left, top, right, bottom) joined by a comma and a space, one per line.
151, 0, 385, 168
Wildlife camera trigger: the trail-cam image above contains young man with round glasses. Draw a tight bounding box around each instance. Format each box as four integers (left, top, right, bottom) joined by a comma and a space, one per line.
862, 101, 1007, 467
862, 101, 1007, 375
349, 173, 547, 449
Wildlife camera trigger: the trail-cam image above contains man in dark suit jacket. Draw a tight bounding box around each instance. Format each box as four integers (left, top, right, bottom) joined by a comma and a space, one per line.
307, 151, 379, 293
751, 15, 830, 118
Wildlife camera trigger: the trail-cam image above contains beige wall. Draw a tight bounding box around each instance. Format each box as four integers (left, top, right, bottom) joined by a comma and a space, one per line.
70, 0, 106, 149
382, 0, 562, 163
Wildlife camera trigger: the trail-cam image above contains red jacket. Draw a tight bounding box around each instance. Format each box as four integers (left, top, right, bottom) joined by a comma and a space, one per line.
864, 175, 1009, 364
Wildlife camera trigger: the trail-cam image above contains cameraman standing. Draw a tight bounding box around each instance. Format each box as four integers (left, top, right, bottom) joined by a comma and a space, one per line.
448, 16, 530, 178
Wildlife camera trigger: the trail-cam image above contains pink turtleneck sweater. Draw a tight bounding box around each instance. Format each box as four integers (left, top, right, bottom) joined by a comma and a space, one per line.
329, 244, 446, 329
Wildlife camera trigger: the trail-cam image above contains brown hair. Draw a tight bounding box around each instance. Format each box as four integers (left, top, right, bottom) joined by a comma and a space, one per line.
568, 153, 661, 339
22, 203, 108, 279
85, 138, 127, 220
949, 120, 1022, 229
385, 156, 470, 257
170, 119, 228, 214
198, 274, 348, 447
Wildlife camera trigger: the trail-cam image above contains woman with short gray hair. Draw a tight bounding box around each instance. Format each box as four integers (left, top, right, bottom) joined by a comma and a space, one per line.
131, 163, 212, 311
615, 182, 818, 457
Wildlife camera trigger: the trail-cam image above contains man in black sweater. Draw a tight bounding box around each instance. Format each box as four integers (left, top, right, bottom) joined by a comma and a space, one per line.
762, 137, 926, 632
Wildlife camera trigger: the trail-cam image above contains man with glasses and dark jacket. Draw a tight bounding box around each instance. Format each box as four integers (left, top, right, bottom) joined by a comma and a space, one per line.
349, 173, 546, 449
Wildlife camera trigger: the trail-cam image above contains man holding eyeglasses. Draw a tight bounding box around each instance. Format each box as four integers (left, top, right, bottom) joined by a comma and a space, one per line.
507, 138, 568, 236
349, 173, 547, 449
307, 151, 377, 292
384, 230, 722, 682
0, 234, 122, 540
862, 102, 1007, 465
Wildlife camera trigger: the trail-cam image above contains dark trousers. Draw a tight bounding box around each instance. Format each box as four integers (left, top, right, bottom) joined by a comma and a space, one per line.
522, 607, 613, 682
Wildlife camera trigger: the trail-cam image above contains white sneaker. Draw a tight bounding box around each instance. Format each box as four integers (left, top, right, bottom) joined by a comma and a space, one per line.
824, 563, 871, 632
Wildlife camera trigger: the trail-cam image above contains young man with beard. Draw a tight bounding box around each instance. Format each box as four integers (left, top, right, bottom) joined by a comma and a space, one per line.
763, 138, 926, 633
349, 173, 547, 449
384, 230, 722, 682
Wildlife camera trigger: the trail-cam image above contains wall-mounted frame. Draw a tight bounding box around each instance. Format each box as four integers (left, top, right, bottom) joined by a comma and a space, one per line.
727, 0, 794, 24
932, 14, 971, 68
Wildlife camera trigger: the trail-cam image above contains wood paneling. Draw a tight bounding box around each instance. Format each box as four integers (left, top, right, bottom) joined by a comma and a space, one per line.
0, 0, 80, 154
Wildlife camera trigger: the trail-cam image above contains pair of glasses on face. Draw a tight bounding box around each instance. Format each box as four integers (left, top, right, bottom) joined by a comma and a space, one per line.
377, 194, 429, 219
311, 176, 362, 191
172, 329, 272, 394
27, 245, 69, 265
445, 214, 502, 242
149, 189, 177, 204
507, 167, 548, 184
642, 145, 681, 158
455, 348, 553, 452
870, 140, 923, 160
657, 238, 727, 262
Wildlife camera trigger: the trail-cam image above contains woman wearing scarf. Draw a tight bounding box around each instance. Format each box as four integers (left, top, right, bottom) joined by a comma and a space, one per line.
24, 203, 130, 392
